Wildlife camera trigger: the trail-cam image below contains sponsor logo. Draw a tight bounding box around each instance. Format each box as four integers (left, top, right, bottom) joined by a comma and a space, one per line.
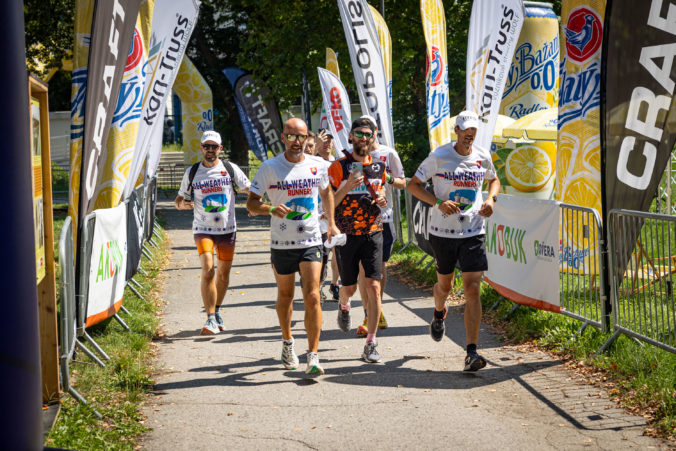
96, 239, 124, 282
559, 241, 590, 269
486, 223, 527, 264
329, 87, 346, 132
125, 28, 143, 71
564, 8, 602, 64
558, 59, 600, 128
426, 45, 445, 87
503, 37, 559, 102
534, 240, 555, 261
142, 13, 194, 126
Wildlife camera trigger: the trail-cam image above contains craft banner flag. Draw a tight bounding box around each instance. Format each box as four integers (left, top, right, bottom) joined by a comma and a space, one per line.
318, 67, 352, 153
231, 72, 285, 156
466, 0, 525, 152
421, 0, 452, 151
122, 0, 200, 200
337, 0, 394, 147
93, 1, 154, 210
75, 0, 141, 226
223, 67, 268, 161
602, 0, 676, 274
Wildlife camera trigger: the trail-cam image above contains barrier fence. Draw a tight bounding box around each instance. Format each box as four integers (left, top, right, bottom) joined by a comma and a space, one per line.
398, 189, 674, 355
57, 176, 163, 415
602, 209, 676, 354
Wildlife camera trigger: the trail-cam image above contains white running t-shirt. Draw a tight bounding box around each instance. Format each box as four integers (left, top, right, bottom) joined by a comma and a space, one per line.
178, 160, 251, 235
250, 153, 329, 249
371, 145, 405, 223
414, 142, 496, 238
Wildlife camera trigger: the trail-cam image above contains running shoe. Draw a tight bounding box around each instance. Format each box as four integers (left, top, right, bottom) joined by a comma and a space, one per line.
378, 311, 388, 329
305, 352, 325, 376
356, 317, 368, 336
337, 307, 352, 332
329, 283, 340, 301
200, 317, 219, 335
281, 340, 299, 370
361, 341, 381, 363
214, 311, 225, 332
429, 308, 447, 342
463, 351, 487, 372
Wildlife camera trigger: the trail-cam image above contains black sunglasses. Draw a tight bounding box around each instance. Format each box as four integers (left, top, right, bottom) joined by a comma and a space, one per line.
202, 144, 220, 150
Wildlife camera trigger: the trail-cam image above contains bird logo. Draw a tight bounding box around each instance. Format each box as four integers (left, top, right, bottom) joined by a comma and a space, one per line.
565, 8, 602, 64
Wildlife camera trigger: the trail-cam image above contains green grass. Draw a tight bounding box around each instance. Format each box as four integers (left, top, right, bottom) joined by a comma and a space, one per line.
389, 235, 676, 441
162, 143, 183, 152
45, 210, 167, 450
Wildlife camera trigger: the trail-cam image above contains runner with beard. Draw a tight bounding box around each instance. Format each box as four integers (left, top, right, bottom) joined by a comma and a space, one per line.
328, 117, 388, 363
175, 130, 251, 335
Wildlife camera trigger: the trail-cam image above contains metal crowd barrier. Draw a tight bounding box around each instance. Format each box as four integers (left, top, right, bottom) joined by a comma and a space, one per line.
601, 209, 676, 354
559, 203, 607, 330
58, 176, 164, 413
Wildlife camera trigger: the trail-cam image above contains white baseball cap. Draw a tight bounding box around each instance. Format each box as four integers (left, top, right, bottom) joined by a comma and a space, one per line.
455, 111, 479, 130
201, 130, 222, 145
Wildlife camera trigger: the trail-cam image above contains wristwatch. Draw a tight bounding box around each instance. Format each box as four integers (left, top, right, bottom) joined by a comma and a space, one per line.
491, 195, 497, 202
386, 174, 394, 185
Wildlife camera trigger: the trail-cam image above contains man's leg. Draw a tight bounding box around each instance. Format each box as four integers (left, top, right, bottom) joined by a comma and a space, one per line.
273, 268, 296, 341
299, 260, 322, 353
215, 259, 233, 307
199, 252, 217, 315
429, 271, 453, 342
356, 264, 369, 335
363, 277, 381, 339
462, 271, 483, 346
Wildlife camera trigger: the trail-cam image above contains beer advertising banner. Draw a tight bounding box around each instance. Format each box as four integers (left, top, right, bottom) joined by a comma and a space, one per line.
319, 48, 342, 133
78, 0, 141, 223
421, 0, 452, 151
496, 2, 559, 199
93, 1, 154, 210
559, 0, 605, 273
173, 56, 214, 165
232, 73, 285, 156
602, 0, 676, 270
369, 6, 392, 120
485, 194, 561, 313
326, 48, 340, 78
338, 0, 394, 148
122, 0, 200, 199
86, 202, 128, 328
223, 67, 268, 162
466, 0, 525, 153
318, 67, 353, 153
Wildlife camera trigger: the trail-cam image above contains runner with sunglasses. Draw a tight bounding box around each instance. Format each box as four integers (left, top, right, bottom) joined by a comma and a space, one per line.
175, 130, 251, 335
328, 117, 388, 363
247, 118, 339, 376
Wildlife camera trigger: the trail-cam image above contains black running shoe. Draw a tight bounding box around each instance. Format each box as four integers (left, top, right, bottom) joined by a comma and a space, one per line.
463, 352, 487, 372
429, 308, 446, 342
329, 283, 340, 302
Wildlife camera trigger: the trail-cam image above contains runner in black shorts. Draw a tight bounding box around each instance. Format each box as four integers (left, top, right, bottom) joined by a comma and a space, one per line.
407, 111, 500, 372
328, 117, 388, 363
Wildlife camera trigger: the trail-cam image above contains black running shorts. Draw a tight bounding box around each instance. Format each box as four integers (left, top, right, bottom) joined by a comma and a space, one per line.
428, 234, 488, 275
382, 222, 395, 262
271, 246, 323, 275
335, 231, 383, 286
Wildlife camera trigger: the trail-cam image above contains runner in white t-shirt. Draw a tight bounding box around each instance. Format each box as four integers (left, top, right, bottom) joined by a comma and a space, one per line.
175, 130, 251, 336
407, 111, 500, 372
247, 118, 339, 377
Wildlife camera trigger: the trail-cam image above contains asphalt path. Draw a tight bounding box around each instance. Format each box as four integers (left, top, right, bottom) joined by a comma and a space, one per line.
141, 198, 669, 450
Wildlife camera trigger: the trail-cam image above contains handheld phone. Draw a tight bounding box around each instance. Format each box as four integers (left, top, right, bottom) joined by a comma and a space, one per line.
351, 162, 363, 178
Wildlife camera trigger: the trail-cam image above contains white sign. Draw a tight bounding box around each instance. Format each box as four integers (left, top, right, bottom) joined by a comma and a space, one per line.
318, 67, 352, 153
122, 0, 200, 198
337, 0, 394, 147
86, 202, 128, 327
484, 194, 560, 312
466, 0, 524, 151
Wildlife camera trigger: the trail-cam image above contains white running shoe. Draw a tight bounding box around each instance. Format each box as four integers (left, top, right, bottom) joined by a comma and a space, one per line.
281, 340, 300, 370
305, 352, 325, 376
